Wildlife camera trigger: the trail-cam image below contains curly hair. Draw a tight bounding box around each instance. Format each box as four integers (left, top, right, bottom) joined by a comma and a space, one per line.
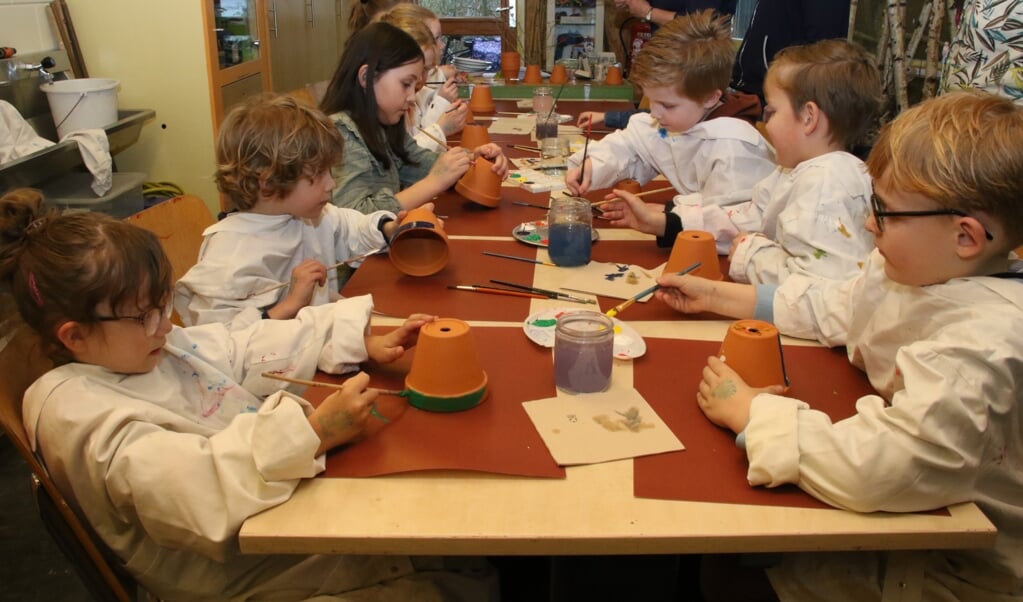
215, 93, 344, 211
0, 189, 172, 364
629, 9, 735, 101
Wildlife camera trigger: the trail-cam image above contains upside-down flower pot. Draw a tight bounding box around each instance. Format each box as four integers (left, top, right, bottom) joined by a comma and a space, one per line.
454, 156, 502, 208
663, 230, 723, 280
405, 318, 489, 411
388, 206, 450, 276
718, 319, 789, 390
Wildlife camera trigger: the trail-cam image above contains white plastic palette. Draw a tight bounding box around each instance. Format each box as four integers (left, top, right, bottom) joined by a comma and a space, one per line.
523, 307, 647, 359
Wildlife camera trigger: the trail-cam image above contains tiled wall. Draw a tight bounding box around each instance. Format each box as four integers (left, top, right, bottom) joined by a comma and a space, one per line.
0, 1, 59, 55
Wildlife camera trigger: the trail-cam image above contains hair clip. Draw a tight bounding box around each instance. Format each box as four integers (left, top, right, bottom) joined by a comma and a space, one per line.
25, 217, 46, 234
28, 272, 44, 307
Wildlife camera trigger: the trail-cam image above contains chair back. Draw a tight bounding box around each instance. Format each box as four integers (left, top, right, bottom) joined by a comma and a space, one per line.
0, 322, 137, 602
125, 195, 215, 326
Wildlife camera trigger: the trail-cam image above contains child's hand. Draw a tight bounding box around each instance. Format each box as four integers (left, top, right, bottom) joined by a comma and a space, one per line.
577, 111, 605, 129
437, 77, 460, 103
598, 189, 666, 235
472, 143, 509, 179
365, 313, 437, 364
428, 146, 474, 189
271, 259, 327, 319
564, 158, 593, 195
437, 101, 468, 136
653, 273, 718, 314
307, 371, 377, 454
696, 356, 786, 434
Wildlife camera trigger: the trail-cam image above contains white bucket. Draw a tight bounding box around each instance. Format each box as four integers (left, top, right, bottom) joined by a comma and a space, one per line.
40, 78, 119, 139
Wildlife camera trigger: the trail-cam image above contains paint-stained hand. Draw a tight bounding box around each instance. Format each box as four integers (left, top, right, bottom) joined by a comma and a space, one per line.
365, 313, 437, 364
696, 356, 784, 433
308, 371, 377, 454
437, 100, 468, 136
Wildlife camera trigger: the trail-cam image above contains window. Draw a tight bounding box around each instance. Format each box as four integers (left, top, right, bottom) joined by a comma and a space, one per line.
420, 0, 516, 52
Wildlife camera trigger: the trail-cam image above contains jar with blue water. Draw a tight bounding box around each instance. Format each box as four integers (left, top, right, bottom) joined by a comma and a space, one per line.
547, 196, 592, 267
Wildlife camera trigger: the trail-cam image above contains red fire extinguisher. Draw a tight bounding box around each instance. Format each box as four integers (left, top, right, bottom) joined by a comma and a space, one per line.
623, 19, 652, 76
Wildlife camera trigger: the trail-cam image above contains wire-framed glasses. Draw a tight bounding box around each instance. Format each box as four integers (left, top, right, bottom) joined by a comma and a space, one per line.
870, 193, 993, 241
94, 305, 173, 336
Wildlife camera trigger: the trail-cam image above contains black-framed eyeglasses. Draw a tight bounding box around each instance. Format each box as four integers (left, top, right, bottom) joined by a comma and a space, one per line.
870, 193, 993, 241
94, 305, 173, 337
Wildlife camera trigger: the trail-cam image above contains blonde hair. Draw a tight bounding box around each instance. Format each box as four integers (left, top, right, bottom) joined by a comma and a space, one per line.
767, 39, 882, 149
866, 90, 1023, 243
215, 94, 343, 211
375, 4, 438, 63
629, 9, 734, 101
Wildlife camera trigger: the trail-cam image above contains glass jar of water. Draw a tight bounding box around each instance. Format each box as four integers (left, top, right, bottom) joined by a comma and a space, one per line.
554, 311, 614, 394
547, 196, 592, 267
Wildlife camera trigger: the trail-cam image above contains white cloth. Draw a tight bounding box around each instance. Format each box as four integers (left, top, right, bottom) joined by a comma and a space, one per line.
410, 68, 454, 153
19, 299, 438, 601
174, 205, 394, 328
749, 251, 1023, 600
728, 151, 874, 284
63, 128, 112, 196
566, 113, 777, 253
0, 99, 55, 164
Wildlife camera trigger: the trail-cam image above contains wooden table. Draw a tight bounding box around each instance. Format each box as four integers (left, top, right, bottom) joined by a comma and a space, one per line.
240, 101, 997, 602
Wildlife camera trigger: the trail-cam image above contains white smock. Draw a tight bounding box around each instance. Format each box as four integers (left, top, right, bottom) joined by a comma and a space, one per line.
566, 113, 776, 253
173, 205, 393, 328
749, 251, 1023, 601
729, 151, 874, 285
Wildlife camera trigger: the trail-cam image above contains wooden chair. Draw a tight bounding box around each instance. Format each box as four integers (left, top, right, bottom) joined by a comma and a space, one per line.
125, 195, 216, 326
0, 321, 140, 602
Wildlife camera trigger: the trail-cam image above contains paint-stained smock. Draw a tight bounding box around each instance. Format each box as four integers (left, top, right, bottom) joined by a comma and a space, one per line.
21, 298, 466, 601
330, 111, 439, 214
566, 112, 776, 253
173, 206, 393, 328
410, 69, 452, 153
728, 151, 873, 285
749, 251, 1023, 601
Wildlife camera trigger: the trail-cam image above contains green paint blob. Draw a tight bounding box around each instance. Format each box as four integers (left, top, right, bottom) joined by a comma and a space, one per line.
531, 318, 558, 327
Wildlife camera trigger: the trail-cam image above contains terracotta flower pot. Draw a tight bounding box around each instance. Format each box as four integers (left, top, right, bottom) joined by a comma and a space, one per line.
500, 51, 521, 81
663, 230, 723, 280
549, 64, 568, 84
405, 318, 489, 412
468, 84, 495, 114
604, 65, 624, 85
614, 179, 642, 195
388, 206, 450, 277
522, 64, 543, 84
454, 156, 502, 208
718, 319, 789, 390
458, 123, 490, 151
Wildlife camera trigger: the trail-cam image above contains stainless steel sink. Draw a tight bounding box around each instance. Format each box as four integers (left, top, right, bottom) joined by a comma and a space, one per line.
0, 108, 155, 191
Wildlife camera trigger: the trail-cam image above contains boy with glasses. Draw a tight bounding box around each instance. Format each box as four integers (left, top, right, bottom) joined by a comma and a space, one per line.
655, 90, 1023, 601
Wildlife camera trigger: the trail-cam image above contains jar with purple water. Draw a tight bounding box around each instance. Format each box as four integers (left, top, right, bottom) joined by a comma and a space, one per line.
554, 312, 614, 394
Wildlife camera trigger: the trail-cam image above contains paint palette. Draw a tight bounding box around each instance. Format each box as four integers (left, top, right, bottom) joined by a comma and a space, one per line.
513, 221, 599, 248
524, 307, 647, 359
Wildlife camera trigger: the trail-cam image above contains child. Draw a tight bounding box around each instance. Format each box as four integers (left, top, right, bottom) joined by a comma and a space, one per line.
656, 90, 1023, 601
174, 94, 398, 328
0, 191, 497, 601
322, 22, 509, 214
376, 4, 468, 153
564, 10, 775, 239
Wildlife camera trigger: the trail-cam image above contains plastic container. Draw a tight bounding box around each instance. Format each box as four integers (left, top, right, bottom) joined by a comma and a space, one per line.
40, 78, 120, 139
41, 171, 146, 218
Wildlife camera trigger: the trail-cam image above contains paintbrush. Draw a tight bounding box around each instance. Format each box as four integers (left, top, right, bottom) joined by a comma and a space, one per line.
482, 251, 556, 267
488, 279, 595, 304
605, 261, 702, 318
250, 248, 387, 297
546, 81, 568, 121
506, 144, 542, 153
511, 201, 550, 210
578, 119, 592, 184
589, 186, 678, 208
448, 285, 547, 300
260, 372, 400, 422
416, 126, 451, 149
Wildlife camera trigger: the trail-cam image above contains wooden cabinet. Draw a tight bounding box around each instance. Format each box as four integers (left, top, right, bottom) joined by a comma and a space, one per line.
266, 0, 344, 95
202, 0, 272, 132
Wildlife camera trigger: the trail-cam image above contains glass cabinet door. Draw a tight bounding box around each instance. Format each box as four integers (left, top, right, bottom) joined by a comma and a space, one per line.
214, 0, 261, 69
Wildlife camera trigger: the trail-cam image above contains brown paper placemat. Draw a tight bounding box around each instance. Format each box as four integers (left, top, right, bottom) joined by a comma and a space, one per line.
633, 338, 877, 509
317, 327, 564, 478
343, 239, 540, 321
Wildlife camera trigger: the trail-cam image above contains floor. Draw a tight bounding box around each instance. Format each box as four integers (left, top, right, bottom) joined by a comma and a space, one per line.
1, 432, 704, 602
0, 434, 91, 602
